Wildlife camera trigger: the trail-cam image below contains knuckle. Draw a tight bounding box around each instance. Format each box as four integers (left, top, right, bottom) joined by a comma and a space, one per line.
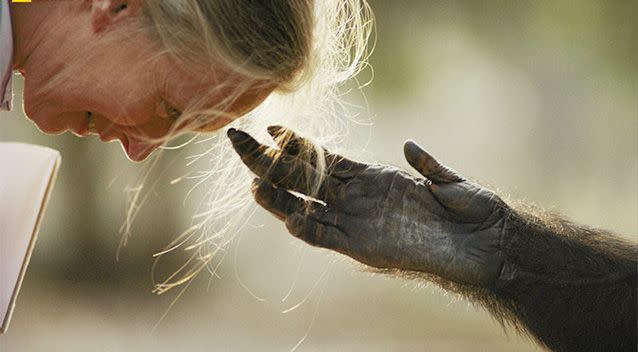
285, 214, 304, 236
252, 192, 270, 208
251, 187, 270, 206
310, 207, 337, 226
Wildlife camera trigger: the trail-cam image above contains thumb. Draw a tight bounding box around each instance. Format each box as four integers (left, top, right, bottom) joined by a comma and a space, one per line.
403, 140, 465, 184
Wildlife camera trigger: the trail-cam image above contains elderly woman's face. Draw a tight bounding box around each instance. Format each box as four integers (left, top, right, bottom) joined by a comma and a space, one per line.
18, 1, 269, 162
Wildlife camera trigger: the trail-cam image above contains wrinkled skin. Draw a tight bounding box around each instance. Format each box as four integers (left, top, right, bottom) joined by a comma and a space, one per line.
227, 126, 509, 287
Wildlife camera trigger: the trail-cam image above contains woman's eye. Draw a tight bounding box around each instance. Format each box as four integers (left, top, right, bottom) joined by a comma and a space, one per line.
159, 100, 181, 120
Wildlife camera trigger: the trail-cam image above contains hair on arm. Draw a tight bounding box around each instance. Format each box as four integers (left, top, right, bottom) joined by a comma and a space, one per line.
376, 202, 637, 352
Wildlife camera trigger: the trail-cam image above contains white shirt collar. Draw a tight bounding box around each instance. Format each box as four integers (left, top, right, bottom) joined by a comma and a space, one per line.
1, 0, 14, 111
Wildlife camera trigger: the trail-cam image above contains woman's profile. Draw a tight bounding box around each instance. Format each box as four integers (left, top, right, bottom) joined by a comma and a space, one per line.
4, 0, 371, 160
2, 0, 372, 285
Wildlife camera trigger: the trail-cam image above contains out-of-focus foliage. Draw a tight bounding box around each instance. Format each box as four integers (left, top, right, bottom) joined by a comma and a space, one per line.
368, 0, 637, 100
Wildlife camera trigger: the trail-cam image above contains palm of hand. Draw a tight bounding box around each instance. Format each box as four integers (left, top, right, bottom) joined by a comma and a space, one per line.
332, 163, 506, 285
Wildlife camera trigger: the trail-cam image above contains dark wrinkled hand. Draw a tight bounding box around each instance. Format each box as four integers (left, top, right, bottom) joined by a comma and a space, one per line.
227, 126, 509, 287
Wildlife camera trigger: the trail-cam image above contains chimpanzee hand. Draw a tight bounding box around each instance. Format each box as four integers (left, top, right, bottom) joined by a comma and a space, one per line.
227, 126, 510, 287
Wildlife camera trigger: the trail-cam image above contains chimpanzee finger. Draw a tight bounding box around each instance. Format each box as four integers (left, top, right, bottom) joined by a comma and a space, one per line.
227, 128, 320, 194
227, 128, 278, 175
229, 128, 354, 206
267, 125, 368, 179
251, 178, 315, 221
403, 140, 465, 184
252, 177, 350, 227
285, 212, 350, 253
267, 125, 309, 157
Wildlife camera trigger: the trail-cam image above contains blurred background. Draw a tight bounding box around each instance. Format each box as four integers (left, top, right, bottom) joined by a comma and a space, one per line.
1, 1, 636, 351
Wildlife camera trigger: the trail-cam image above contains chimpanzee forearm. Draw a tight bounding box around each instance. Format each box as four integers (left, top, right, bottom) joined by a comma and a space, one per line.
484, 207, 637, 352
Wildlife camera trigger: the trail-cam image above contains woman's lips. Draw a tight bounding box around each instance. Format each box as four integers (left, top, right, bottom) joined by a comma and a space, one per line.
69, 115, 91, 136
34, 110, 154, 162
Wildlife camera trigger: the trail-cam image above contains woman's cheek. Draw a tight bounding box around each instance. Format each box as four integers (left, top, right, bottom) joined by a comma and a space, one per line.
132, 116, 179, 140
99, 94, 158, 127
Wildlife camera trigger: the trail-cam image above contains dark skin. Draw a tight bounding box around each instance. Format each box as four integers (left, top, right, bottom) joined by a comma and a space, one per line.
227, 126, 637, 352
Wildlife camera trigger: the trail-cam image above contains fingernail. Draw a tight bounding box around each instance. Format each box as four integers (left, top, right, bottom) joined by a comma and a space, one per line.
250, 177, 263, 194
403, 140, 424, 156
287, 213, 304, 237
267, 125, 283, 137
227, 128, 248, 143
251, 177, 268, 189
404, 139, 418, 150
